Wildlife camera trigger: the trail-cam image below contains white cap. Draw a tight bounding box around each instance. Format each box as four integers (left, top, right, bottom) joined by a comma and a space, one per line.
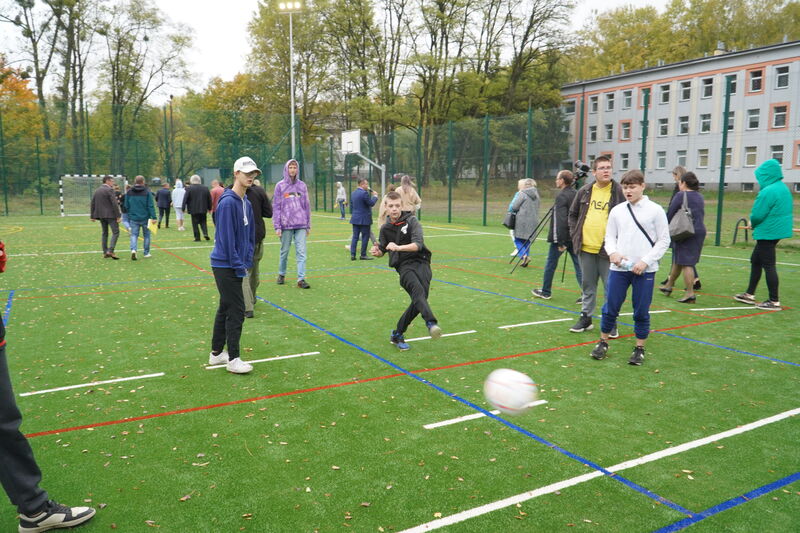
233, 156, 261, 175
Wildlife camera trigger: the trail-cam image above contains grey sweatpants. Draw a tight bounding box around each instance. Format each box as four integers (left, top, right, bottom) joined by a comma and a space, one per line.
579, 251, 610, 317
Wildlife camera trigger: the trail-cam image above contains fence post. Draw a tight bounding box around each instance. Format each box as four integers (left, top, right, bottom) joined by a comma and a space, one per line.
416, 125, 423, 221
329, 136, 334, 210
577, 95, 585, 163
85, 108, 92, 175
639, 88, 650, 172
389, 128, 395, 183
526, 105, 533, 179
483, 115, 490, 226
716, 75, 734, 246
0, 109, 8, 215
36, 137, 43, 214
163, 106, 170, 179
313, 142, 319, 211
447, 121, 453, 223
134, 140, 140, 177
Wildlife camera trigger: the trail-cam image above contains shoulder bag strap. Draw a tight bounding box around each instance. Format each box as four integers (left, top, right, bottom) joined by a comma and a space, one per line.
626, 203, 655, 247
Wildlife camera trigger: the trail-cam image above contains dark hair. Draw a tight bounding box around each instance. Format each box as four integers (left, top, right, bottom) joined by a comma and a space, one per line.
102, 175, 115, 184
386, 191, 401, 201
557, 170, 574, 186
680, 171, 700, 191
620, 169, 644, 185
358, 177, 369, 186
592, 155, 611, 170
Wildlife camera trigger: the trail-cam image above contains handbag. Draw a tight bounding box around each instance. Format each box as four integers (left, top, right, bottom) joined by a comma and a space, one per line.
502, 212, 516, 229
668, 192, 695, 242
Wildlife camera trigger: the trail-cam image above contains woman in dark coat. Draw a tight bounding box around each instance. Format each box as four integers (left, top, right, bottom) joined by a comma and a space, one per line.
659, 172, 706, 303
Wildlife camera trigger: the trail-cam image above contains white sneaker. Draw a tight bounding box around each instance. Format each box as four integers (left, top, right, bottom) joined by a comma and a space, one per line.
143, 253, 152, 258
227, 357, 253, 374
208, 351, 229, 365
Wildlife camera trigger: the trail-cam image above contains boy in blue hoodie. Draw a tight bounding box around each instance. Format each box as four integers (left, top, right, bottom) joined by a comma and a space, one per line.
208, 157, 257, 374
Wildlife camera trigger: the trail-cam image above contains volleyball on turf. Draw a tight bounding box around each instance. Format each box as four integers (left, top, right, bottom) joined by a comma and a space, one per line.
484, 368, 537, 415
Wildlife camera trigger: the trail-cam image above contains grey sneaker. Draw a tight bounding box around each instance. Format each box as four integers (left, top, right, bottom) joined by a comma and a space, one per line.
608, 327, 619, 339
755, 300, 782, 311
276, 274, 285, 285
531, 289, 551, 300
426, 321, 442, 339
733, 293, 755, 305
590, 339, 609, 360
628, 346, 645, 366
569, 313, 593, 333
575, 296, 583, 305
19, 500, 96, 532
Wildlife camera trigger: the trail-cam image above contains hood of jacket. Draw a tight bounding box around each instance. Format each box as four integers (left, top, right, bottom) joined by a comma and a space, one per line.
280, 159, 300, 184
131, 184, 148, 194
174, 179, 184, 189
754, 159, 783, 188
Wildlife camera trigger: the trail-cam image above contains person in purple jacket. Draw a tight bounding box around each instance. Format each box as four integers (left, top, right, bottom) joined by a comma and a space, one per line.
207, 156, 257, 374
273, 159, 312, 289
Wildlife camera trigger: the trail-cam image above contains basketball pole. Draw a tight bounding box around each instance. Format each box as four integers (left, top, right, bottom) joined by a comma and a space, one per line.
346, 152, 386, 199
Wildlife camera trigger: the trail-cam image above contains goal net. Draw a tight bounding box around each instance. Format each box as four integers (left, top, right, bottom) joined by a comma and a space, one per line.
59, 175, 127, 217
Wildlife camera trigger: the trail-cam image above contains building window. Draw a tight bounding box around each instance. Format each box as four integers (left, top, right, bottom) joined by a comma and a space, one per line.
701, 78, 713, 98
659, 84, 670, 104
658, 118, 668, 136
588, 125, 597, 142
620, 121, 631, 141
622, 90, 632, 109
677, 150, 687, 167
656, 151, 667, 169
775, 65, 789, 89
589, 95, 598, 113
749, 69, 763, 92
679, 81, 691, 101
697, 149, 709, 168
772, 104, 788, 128
563, 99, 576, 114
699, 113, 711, 133
744, 146, 758, 167
725, 147, 732, 167
770, 145, 783, 164
727, 111, 735, 131
604, 124, 613, 141
638, 120, 646, 139
747, 109, 760, 129
620, 153, 629, 170
726, 75, 737, 95
605, 93, 615, 111
588, 154, 596, 165
678, 116, 689, 135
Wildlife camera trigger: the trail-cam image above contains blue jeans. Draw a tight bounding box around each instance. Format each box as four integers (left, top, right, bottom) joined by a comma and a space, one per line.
540, 243, 582, 297
338, 200, 346, 218
351, 224, 371, 258
129, 220, 151, 255
601, 269, 656, 339
513, 237, 531, 257
279, 228, 307, 280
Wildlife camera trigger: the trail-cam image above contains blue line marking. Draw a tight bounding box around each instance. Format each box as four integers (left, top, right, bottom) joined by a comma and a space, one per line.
653, 471, 800, 532
433, 277, 798, 367
257, 295, 693, 516
3, 290, 14, 327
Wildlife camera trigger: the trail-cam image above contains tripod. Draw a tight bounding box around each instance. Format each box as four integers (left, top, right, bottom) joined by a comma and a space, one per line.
509, 206, 553, 274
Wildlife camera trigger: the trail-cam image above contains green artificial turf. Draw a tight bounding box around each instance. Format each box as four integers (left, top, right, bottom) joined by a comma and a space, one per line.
0, 212, 797, 532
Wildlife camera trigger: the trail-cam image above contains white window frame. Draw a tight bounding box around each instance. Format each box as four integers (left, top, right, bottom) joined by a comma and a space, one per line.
725, 147, 732, 168
749, 69, 763, 92
563, 99, 576, 114
659, 84, 670, 104
772, 105, 787, 128
697, 149, 709, 168
700, 113, 711, 133
622, 90, 633, 109
605, 93, 615, 111
727, 111, 735, 131
676, 150, 687, 167
775, 65, 789, 89
621, 121, 631, 141
744, 146, 757, 167
679, 81, 691, 101
770, 145, 784, 164
656, 151, 667, 169
747, 108, 760, 129
589, 95, 598, 113
604, 124, 613, 141
658, 118, 668, 136
620, 153, 629, 170
678, 116, 689, 135
701, 78, 713, 98
588, 125, 597, 142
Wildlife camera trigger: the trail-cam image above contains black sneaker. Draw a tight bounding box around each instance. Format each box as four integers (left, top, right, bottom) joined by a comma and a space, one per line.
276, 274, 285, 285
628, 346, 645, 366
244, 311, 254, 318
530, 289, 551, 300
733, 292, 755, 305
575, 296, 582, 305
569, 313, 593, 333
693, 279, 702, 291
590, 339, 609, 360
297, 279, 311, 289
390, 330, 410, 351
608, 327, 619, 339
19, 500, 96, 532
755, 300, 782, 311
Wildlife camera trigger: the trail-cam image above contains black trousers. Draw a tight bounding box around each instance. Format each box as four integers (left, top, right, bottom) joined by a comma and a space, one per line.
99, 218, 119, 253
158, 207, 170, 227
396, 261, 437, 334
191, 213, 209, 240
0, 343, 48, 514
746, 239, 780, 301
211, 267, 245, 360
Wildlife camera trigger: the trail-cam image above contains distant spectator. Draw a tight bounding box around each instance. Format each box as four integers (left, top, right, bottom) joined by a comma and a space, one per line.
273, 159, 311, 288
90, 176, 121, 260
155, 182, 172, 229
183, 174, 212, 241
171, 179, 186, 231
124, 175, 156, 260
377, 183, 397, 224
349, 178, 379, 260
661, 165, 700, 290
210, 179, 225, 225
243, 167, 273, 318
396, 174, 421, 214
335, 181, 347, 219
509, 178, 540, 268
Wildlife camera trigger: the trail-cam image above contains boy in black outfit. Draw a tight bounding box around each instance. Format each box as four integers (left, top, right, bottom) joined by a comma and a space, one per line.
371, 191, 442, 350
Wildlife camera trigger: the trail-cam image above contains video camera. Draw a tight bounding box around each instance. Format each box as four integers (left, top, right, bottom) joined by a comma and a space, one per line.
574, 161, 591, 181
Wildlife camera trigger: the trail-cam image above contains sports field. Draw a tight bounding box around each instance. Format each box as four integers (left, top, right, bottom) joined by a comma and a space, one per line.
0, 213, 798, 532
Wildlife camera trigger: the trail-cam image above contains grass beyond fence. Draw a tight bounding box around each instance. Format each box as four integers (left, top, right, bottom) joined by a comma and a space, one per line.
0, 214, 797, 531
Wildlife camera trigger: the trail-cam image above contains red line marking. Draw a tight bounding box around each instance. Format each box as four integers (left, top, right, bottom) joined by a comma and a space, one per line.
155, 244, 212, 274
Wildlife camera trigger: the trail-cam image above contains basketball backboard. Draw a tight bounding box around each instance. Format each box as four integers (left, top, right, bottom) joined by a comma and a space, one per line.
341, 129, 361, 154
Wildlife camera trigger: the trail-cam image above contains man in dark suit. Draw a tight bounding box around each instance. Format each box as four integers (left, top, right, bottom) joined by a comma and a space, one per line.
90, 175, 122, 259
243, 178, 273, 318
349, 178, 378, 260
183, 174, 212, 241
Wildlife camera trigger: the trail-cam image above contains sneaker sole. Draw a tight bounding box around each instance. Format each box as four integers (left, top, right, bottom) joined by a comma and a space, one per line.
20, 508, 96, 532
531, 291, 551, 300
628, 359, 644, 366
569, 324, 594, 333
733, 296, 755, 305
428, 325, 442, 339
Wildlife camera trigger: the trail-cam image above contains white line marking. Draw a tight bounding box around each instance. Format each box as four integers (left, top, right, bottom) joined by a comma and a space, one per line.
406, 330, 477, 342
619, 310, 671, 315
498, 318, 573, 329
400, 407, 800, 532
690, 306, 759, 311
701, 253, 800, 267
423, 401, 549, 429
205, 351, 320, 370
20, 373, 165, 396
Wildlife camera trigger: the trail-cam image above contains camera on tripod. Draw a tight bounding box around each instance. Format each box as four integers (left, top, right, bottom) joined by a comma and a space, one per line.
574, 161, 591, 180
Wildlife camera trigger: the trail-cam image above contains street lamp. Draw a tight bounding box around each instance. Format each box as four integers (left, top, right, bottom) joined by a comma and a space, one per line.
278, 1, 302, 159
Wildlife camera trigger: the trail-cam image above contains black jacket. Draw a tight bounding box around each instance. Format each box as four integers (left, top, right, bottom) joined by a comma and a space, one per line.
245, 185, 273, 242
378, 211, 431, 270
183, 184, 212, 214
547, 186, 577, 246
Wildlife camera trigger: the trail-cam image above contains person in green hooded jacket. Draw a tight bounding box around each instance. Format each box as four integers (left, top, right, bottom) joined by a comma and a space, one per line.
733, 159, 793, 310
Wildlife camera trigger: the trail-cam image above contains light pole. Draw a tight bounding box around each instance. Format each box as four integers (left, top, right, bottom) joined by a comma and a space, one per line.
278, 1, 302, 159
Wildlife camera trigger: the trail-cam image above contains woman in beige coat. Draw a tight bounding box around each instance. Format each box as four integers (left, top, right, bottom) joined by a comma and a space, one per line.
396, 175, 421, 213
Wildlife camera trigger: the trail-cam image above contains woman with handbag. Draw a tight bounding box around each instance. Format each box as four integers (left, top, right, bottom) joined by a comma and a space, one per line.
509, 178, 540, 268
659, 172, 706, 303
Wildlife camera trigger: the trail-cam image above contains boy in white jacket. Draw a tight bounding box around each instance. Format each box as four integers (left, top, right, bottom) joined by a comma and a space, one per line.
590, 170, 670, 365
